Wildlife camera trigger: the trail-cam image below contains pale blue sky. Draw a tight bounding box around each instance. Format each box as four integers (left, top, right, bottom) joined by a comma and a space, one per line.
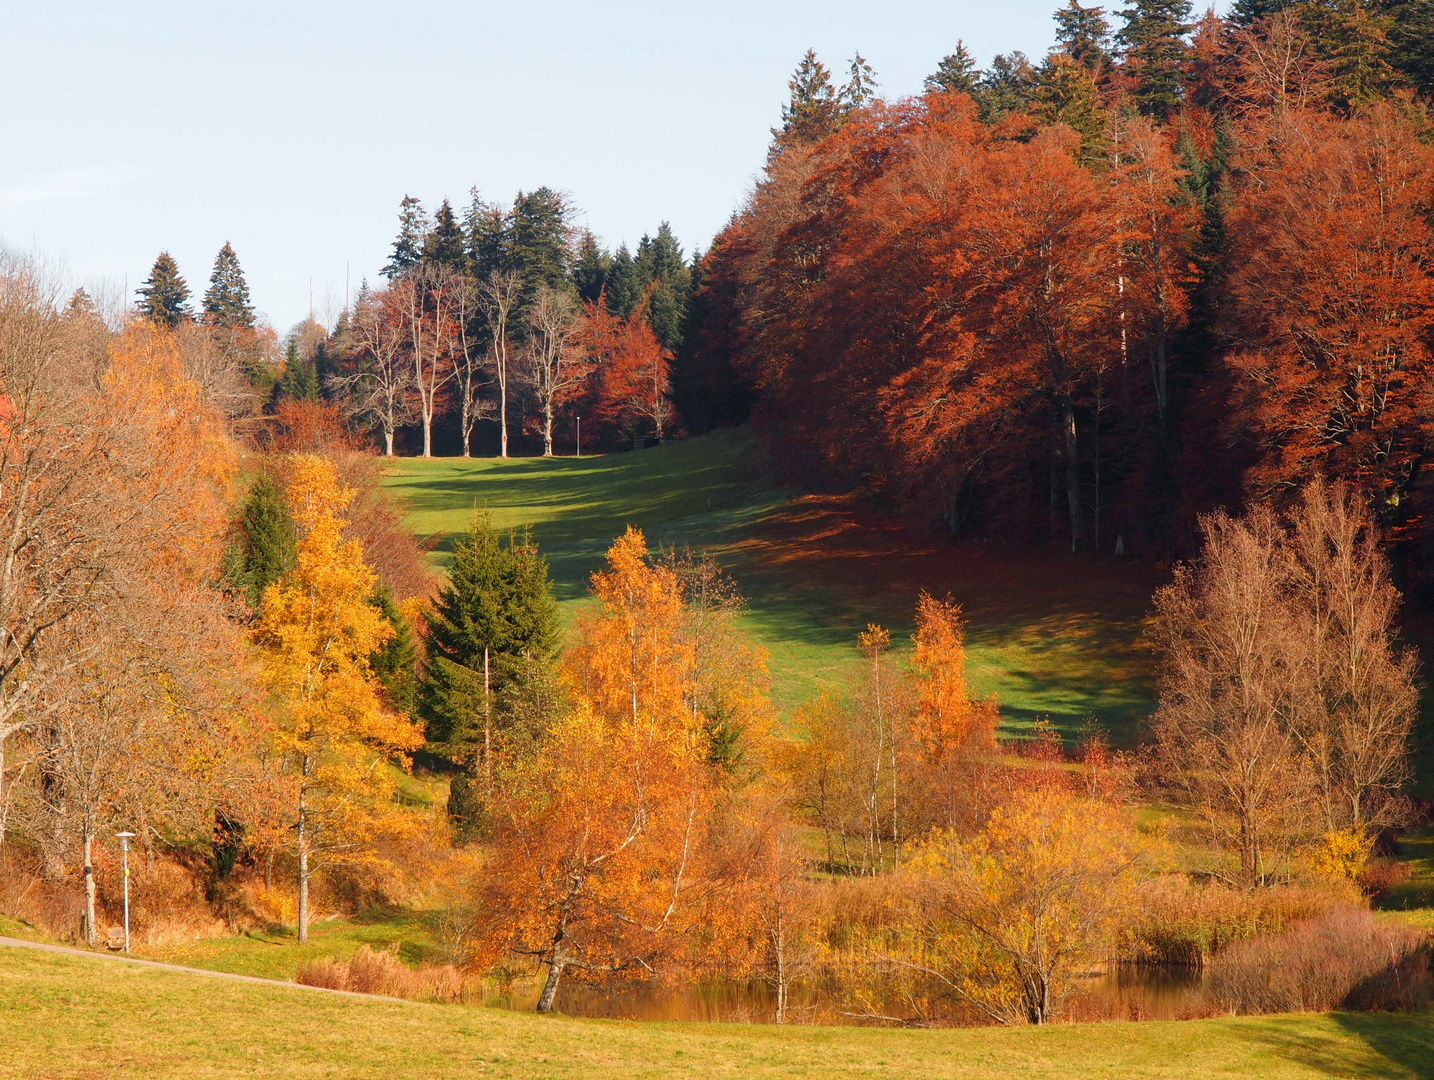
2, 1, 1225, 331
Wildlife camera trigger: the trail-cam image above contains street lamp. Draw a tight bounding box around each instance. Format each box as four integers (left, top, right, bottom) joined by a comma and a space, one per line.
576, 415, 581, 459
114, 832, 136, 954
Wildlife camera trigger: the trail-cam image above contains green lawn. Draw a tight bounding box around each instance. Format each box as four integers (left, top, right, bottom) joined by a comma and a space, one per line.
381, 430, 1159, 738
3, 946, 1432, 1080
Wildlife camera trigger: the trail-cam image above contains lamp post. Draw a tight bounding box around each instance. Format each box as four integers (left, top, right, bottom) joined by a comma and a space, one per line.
576, 415, 581, 459
115, 832, 136, 954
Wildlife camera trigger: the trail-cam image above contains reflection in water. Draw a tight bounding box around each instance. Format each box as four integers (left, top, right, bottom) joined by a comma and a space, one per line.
486, 966, 1209, 1026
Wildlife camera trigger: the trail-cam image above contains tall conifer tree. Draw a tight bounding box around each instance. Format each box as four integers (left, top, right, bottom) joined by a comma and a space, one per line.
926, 43, 980, 94
136, 251, 192, 328
420, 511, 559, 767
1118, 0, 1194, 115
1055, 1, 1113, 70
425, 199, 467, 269
776, 49, 842, 145
384, 195, 429, 278
202, 242, 255, 329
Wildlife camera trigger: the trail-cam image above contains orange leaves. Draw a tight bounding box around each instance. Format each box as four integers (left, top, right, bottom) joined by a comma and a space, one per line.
1220, 105, 1434, 504
911, 593, 997, 760
570, 527, 695, 752
577, 296, 672, 439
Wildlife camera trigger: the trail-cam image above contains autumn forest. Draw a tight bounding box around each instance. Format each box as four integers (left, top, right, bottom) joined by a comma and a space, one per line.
6, 1, 1434, 1074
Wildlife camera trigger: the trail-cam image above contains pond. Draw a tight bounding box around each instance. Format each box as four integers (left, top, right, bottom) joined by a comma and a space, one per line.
487, 965, 1210, 1025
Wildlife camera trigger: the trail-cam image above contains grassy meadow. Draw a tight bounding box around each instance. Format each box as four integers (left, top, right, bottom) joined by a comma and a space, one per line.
381, 428, 1160, 737
4, 945, 1434, 1080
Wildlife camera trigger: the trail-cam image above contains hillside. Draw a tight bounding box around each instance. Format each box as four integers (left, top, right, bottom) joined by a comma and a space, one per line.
381, 428, 1160, 737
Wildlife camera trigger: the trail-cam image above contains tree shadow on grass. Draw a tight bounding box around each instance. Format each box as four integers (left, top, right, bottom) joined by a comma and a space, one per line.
1231, 1012, 1434, 1079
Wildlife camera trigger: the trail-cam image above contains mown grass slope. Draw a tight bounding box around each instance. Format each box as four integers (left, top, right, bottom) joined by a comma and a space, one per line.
381, 429, 1159, 738
3, 946, 1432, 1080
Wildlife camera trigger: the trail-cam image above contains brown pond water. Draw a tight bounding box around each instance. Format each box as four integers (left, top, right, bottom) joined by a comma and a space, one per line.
488, 966, 1208, 1025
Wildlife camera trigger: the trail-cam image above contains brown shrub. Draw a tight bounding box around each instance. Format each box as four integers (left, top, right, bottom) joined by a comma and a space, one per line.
1359, 859, 1413, 900
1124, 875, 1358, 966
295, 944, 470, 1003
1207, 907, 1431, 1014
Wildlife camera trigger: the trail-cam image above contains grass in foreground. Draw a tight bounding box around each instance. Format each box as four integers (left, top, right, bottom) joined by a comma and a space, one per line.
380, 430, 1159, 738
3, 946, 1433, 1080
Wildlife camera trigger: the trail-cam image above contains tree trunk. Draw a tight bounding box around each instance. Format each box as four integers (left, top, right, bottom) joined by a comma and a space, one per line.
499, 391, 508, 458
383, 428, 394, 457
536, 940, 568, 1013
297, 790, 309, 944
83, 829, 96, 947
422, 414, 432, 459
1062, 394, 1080, 554
543, 402, 554, 457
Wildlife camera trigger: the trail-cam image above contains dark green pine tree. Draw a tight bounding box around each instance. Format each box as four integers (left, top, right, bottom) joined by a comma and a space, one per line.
424, 199, 467, 270
775, 48, 842, 146
369, 586, 419, 717
1034, 54, 1110, 163
636, 223, 692, 351
383, 195, 429, 279
136, 251, 192, 329
1117, 0, 1194, 116
277, 338, 320, 401
1386, 0, 1434, 98
1055, 1, 1113, 70
841, 52, 878, 111
1229, 0, 1294, 23
974, 52, 1038, 123
925, 43, 980, 94
202, 242, 255, 329
465, 191, 509, 280
604, 243, 643, 318
508, 188, 573, 310
228, 473, 297, 615
419, 510, 560, 768
572, 230, 612, 304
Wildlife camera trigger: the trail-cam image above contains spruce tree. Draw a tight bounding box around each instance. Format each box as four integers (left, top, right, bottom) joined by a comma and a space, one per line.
465, 191, 509, 279
1117, 0, 1194, 115
277, 338, 320, 401
508, 187, 573, 309
842, 52, 878, 111
635, 223, 692, 351
233, 473, 296, 615
974, 52, 1038, 123
925, 43, 980, 94
604, 243, 642, 318
1229, 0, 1294, 23
420, 511, 560, 767
1387, 0, 1434, 98
775, 48, 842, 145
136, 251, 192, 328
370, 586, 419, 716
573, 230, 612, 304
424, 199, 467, 269
383, 195, 428, 279
202, 242, 256, 329
1034, 54, 1110, 163
1055, 1, 1113, 70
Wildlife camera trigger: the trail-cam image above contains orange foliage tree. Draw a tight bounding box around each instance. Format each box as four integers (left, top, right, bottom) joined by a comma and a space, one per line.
254, 455, 423, 943
474, 528, 728, 1011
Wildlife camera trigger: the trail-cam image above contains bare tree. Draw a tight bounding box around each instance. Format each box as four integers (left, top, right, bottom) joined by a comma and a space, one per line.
0, 259, 120, 853
449, 274, 494, 457
336, 287, 414, 456
521, 287, 588, 457
477, 270, 522, 458
1151, 505, 1311, 886
1285, 479, 1417, 835
400, 268, 460, 459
